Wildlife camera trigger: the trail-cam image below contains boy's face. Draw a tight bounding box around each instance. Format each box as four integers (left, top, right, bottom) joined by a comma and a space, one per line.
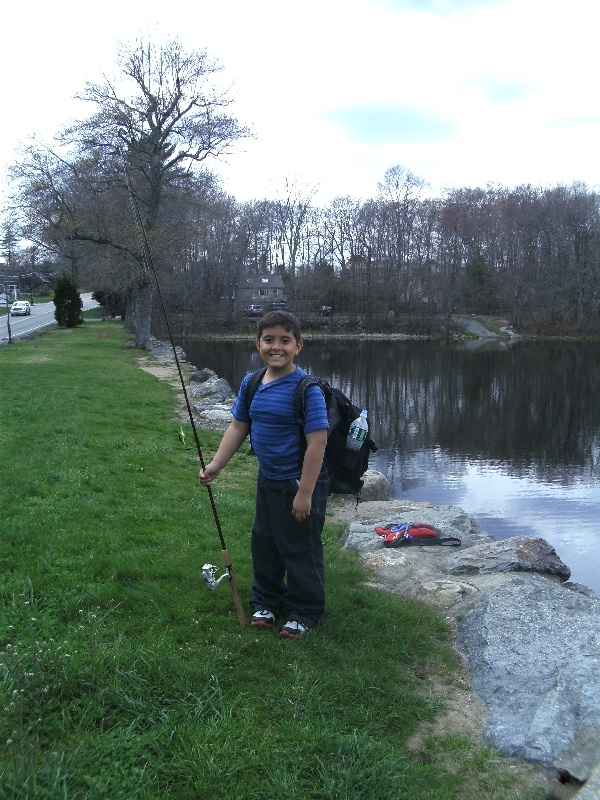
256, 324, 302, 376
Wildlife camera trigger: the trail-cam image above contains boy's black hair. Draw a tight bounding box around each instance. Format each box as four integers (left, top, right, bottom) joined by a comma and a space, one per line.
257, 310, 302, 341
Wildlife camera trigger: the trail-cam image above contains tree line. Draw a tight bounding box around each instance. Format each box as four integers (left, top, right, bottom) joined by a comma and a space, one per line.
3, 39, 599, 346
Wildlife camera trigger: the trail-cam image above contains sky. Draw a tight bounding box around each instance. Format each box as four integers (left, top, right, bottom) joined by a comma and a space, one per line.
2, 0, 599, 208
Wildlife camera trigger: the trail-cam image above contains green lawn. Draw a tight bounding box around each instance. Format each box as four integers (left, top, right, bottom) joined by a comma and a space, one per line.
0, 323, 552, 799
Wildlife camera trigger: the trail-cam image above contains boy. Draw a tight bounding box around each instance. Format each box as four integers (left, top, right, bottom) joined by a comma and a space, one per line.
199, 311, 330, 638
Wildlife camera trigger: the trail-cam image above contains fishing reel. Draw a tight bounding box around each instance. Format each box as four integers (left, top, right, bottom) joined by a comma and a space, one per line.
201, 563, 231, 591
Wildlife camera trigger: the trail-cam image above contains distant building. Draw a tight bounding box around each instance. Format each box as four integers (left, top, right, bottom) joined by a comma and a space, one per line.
1, 271, 50, 298
235, 273, 287, 311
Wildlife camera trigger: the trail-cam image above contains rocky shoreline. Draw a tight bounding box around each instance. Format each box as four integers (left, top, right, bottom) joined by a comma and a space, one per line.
139, 337, 600, 800
339, 502, 600, 795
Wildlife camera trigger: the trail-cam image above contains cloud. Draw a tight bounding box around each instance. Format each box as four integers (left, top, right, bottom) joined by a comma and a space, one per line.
326, 105, 456, 144
2, 0, 600, 208
380, 0, 503, 9
478, 79, 533, 105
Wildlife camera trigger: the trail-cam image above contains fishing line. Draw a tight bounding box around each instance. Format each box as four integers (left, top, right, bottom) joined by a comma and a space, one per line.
121, 153, 247, 627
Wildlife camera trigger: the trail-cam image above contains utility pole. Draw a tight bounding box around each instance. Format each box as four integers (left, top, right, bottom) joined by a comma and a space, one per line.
29, 245, 36, 305
4, 296, 13, 344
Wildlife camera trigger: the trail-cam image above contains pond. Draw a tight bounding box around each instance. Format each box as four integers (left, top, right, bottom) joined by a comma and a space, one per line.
175, 334, 600, 597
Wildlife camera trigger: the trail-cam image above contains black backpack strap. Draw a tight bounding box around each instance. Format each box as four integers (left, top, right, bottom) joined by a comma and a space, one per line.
293, 375, 324, 428
244, 368, 267, 454
245, 367, 268, 409
293, 376, 328, 474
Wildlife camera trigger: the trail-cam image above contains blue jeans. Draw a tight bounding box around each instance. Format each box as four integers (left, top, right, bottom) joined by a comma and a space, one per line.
250, 469, 330, 628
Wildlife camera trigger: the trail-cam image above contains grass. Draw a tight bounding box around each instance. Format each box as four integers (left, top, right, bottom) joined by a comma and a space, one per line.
0, 322, 554, 799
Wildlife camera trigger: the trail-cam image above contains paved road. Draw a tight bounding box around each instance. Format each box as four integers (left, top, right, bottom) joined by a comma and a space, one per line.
452, 315, 499, 338
1, 293, 99, 341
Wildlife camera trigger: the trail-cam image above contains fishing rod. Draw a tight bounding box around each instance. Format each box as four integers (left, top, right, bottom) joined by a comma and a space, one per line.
121, 153, 247, 627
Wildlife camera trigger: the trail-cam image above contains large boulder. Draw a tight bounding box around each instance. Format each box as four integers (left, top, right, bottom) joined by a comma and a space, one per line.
447, 536, 571, 580
341, 504, 600, 783
358, 470, 389, 501
456, 575, 600, 782
189, 375, 235, 405
189, 367, 217, 383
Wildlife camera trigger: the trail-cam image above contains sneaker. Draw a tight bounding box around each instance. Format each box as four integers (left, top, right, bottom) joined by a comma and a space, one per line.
279, 620, 312, 639
251, 609, 275, 629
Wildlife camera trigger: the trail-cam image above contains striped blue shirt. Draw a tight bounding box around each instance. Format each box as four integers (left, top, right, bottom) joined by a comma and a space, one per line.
232, 367, 328, 480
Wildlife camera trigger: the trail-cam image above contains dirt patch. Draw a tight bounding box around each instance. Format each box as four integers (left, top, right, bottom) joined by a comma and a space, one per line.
137, 357, 183, 386
137, 357, 189, 421
406, 661, 488, 751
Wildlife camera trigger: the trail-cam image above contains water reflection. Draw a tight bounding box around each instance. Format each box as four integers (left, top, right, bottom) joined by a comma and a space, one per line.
176, 336, 600, 595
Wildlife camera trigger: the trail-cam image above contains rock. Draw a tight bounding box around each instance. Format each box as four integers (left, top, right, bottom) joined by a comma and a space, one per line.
188, 376, 235, 404
456, 574, 600, 782
189, 368, 217, 383
341, 504, 494, 557
341, 505, 503, 618
447, 536, 571, 581
341, 504, 600, 784
193, 403, 237, 431
359, 469, 389, 501
332, 469, 389, 501
577, 760, 600, 799
147, 336, 188, 364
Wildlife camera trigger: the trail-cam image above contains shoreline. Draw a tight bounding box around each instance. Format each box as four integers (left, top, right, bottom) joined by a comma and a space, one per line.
139, 335, 599, 799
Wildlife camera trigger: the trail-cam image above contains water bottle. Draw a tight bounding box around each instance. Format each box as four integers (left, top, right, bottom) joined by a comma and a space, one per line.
347, 409, 368, 450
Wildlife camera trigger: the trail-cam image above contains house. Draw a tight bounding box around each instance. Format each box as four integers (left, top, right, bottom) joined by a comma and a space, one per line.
235, 273, 287, 311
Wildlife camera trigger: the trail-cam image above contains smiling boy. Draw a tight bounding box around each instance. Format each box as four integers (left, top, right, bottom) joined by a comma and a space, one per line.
199, 311, 330, 638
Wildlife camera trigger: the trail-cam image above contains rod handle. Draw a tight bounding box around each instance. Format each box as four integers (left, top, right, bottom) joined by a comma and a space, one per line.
222, 549, 247, 627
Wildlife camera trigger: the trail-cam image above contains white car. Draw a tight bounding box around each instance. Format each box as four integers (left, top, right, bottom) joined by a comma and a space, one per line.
10, 301, 31, 316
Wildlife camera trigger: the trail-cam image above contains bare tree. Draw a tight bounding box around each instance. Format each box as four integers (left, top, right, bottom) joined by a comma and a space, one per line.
15, 38, 249, 348
273, 179, 318, 277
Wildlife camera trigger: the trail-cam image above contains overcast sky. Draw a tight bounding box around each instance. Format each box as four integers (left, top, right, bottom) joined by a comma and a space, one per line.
2, 0, 598, 208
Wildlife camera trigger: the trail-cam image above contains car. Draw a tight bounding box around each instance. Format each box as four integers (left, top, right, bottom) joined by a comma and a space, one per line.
267, 301, 289, 311
10, 301, 31, 316
244, 304, 263, 317
318, 305, 333, 317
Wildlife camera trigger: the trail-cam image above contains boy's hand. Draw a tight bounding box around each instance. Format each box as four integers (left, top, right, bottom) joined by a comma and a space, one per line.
198, 420, 249, 488
292, 488, 312, 520
199, 462, 221, 486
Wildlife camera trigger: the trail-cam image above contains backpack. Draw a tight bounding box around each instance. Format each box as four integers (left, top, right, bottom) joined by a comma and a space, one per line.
244, 367, 378, 497
375, 521, 461, 548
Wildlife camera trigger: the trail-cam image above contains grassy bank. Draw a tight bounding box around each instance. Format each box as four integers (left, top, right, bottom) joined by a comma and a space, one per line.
0, 323, 552, 799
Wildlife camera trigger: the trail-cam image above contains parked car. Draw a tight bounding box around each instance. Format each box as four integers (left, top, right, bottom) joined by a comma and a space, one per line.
267, 301, 289, 311
318, 305, 333, 317
10, 301, 31, 316
244, 304, 263, 317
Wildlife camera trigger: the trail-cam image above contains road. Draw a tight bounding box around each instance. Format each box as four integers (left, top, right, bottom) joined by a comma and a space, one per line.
452, 315, 499, 338
1, 293, 99, 341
